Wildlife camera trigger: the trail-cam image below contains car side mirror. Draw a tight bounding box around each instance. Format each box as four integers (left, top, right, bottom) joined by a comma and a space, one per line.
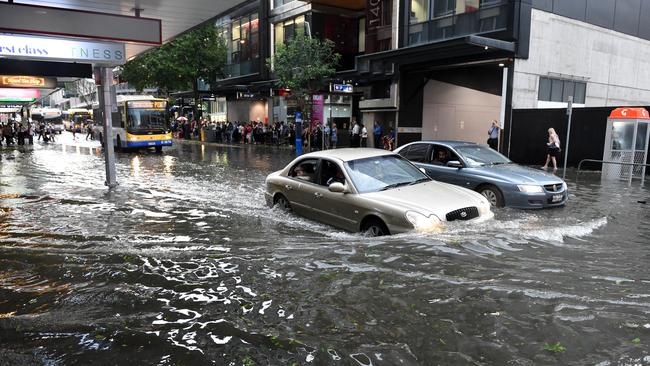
328, 182, 346, 193
447, 160, 463, 168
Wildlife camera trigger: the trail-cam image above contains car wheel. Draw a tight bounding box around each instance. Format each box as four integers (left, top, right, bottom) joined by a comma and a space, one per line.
274, 194, 291, 211
155, 146, 163, 153
478, 185, 505, 208
362, 218, 389, 237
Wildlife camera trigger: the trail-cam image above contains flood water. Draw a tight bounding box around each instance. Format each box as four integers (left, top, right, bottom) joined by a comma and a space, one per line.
1, 134, 650, 365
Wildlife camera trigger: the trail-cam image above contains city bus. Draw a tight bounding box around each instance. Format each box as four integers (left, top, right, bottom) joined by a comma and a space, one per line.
93, 95, 171, 152
31, 108, 64, 133
63, 108, 92, 131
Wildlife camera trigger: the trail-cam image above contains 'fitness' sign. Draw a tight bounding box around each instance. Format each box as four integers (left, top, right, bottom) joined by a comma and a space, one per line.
0, 34, 125, 65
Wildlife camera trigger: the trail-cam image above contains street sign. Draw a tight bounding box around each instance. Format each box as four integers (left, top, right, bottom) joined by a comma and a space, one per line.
331, 84, 353, 93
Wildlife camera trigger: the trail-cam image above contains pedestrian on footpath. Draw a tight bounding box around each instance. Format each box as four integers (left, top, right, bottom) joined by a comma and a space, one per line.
330, 122, 338, 149
86, 123, 93, 141
373, 122, 382, 148
361, 124, 368, 147
350, 119, 360, 147
27, 122, 34, 145
487, 119, 500, 150
542, 127, 561, 171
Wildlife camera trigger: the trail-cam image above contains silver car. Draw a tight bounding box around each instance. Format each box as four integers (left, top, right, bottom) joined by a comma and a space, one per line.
265, 148, 493, 236
394, 141, 568, 209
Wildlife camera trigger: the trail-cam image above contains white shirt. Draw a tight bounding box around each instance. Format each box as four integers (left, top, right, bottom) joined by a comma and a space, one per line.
361, 127, 368, 138
352, 124, 360, 135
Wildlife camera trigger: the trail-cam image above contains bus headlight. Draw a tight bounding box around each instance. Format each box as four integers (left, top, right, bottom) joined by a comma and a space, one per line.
517, 184, 543, 193
405, 211, 442, 232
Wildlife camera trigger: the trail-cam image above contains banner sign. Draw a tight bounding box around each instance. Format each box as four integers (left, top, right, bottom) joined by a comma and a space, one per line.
312, 94, 324, 128
0, 88, 40, 102
0, 34, 125, 65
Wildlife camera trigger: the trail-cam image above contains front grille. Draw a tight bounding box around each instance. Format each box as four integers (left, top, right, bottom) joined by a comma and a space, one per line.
446, 207, 479, 222
544, 183, 564, 192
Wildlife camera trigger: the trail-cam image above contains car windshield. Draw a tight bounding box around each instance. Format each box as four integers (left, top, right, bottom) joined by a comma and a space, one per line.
455, 145, 511, 167
345, 155, 430, 193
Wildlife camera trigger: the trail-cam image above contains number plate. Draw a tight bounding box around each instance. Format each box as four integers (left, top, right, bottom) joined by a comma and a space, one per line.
552, 194, 563, 203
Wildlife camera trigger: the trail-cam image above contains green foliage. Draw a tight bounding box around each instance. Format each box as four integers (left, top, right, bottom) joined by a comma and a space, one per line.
267, 34, 341, 99
632, 337, 641, 344
543, 342, 566, 353
120, 23, 227, 98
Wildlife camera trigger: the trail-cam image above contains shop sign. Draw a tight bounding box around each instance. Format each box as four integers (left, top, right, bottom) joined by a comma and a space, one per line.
0, 34, 125, 65
367, 0, 383, 29
331, 84, 353, 93
237, 92, 257, 99
0, 75, 57, 89
0, 88, 40, 102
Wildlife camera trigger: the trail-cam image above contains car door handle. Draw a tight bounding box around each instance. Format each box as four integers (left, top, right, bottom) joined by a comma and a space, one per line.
314, 192, 323, 199
285, 184, 293, 190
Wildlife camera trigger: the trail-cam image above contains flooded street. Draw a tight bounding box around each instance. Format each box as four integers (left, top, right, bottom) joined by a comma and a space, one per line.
1, 134, 650, 366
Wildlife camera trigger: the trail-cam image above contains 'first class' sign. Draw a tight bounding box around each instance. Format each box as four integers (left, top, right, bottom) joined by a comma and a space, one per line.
0, 34, 125, 65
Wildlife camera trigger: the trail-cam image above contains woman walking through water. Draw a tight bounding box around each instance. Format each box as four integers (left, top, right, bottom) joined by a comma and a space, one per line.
542, 127, 561, 171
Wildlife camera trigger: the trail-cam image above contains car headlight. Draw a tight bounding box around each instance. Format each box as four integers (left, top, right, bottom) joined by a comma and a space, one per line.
478, 198, 491, 216
405, 211, 442, 232
517, 184, 543, 193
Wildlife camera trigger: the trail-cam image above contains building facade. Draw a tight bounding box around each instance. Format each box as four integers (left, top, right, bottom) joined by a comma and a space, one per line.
194, 0, 650, 160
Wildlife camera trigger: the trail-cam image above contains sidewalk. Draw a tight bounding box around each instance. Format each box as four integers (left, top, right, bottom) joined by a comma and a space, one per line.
173, 137, 296, 151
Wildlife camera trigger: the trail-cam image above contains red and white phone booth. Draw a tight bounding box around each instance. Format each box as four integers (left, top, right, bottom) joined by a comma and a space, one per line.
602, 108, 650, 184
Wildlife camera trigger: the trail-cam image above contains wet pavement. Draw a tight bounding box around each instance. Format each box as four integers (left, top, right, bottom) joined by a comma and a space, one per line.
1, 132, 650, 365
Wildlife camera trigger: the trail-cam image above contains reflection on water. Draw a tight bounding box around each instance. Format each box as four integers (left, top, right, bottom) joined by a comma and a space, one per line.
1, 135, 650, 365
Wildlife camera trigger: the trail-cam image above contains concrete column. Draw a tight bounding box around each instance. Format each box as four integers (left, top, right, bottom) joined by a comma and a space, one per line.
95, 66, 117, 189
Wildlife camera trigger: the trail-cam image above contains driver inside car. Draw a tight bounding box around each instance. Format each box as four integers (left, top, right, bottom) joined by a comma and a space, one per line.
432, 149, 449, 166
326, 168, 346, 186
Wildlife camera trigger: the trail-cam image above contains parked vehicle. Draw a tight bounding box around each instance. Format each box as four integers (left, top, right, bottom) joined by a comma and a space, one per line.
394, 141, 568, 208
265, 148, 493, 236
31, 108, 64, 133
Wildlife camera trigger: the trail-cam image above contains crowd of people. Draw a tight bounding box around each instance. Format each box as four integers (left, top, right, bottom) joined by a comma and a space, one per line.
171, 116, 397, 151
0, 121, 62, 146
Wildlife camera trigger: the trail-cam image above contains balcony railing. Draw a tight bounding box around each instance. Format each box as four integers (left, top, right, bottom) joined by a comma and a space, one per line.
408, 2, 512, 46
223, 58, 261, 79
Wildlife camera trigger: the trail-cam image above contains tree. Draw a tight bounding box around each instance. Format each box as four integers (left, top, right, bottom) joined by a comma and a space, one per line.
120, 23, 227, 119
267, 34, 341, 112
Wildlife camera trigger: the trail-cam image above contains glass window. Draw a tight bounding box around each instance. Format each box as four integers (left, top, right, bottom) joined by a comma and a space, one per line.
563, 81, 575, 103
574, 82, 586, 104
289, 159, 320, 183
455, 145, 511, 167
434, 0, 456, 17
319, 160, 346, 186
359, 18, 366, 52
636, 123, 648, 151
538, 77, 551, 101
404, 143, 430, 162
273, 0, 295, 8
550, 78, 563, 102
411, 0, 429, 23
345, 155, 429, 193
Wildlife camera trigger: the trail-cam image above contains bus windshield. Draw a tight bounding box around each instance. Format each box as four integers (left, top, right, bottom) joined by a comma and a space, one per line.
126, 100, 167, 131
127, 108, 167, 130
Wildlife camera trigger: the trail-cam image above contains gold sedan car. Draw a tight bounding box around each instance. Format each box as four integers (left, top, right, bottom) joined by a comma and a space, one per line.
265, 149, 493, 236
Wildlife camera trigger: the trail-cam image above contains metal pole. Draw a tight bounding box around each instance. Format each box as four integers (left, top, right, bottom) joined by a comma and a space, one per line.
96, 67, 118, 188
499, 67, 508, 152
562, 96, 573, 180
